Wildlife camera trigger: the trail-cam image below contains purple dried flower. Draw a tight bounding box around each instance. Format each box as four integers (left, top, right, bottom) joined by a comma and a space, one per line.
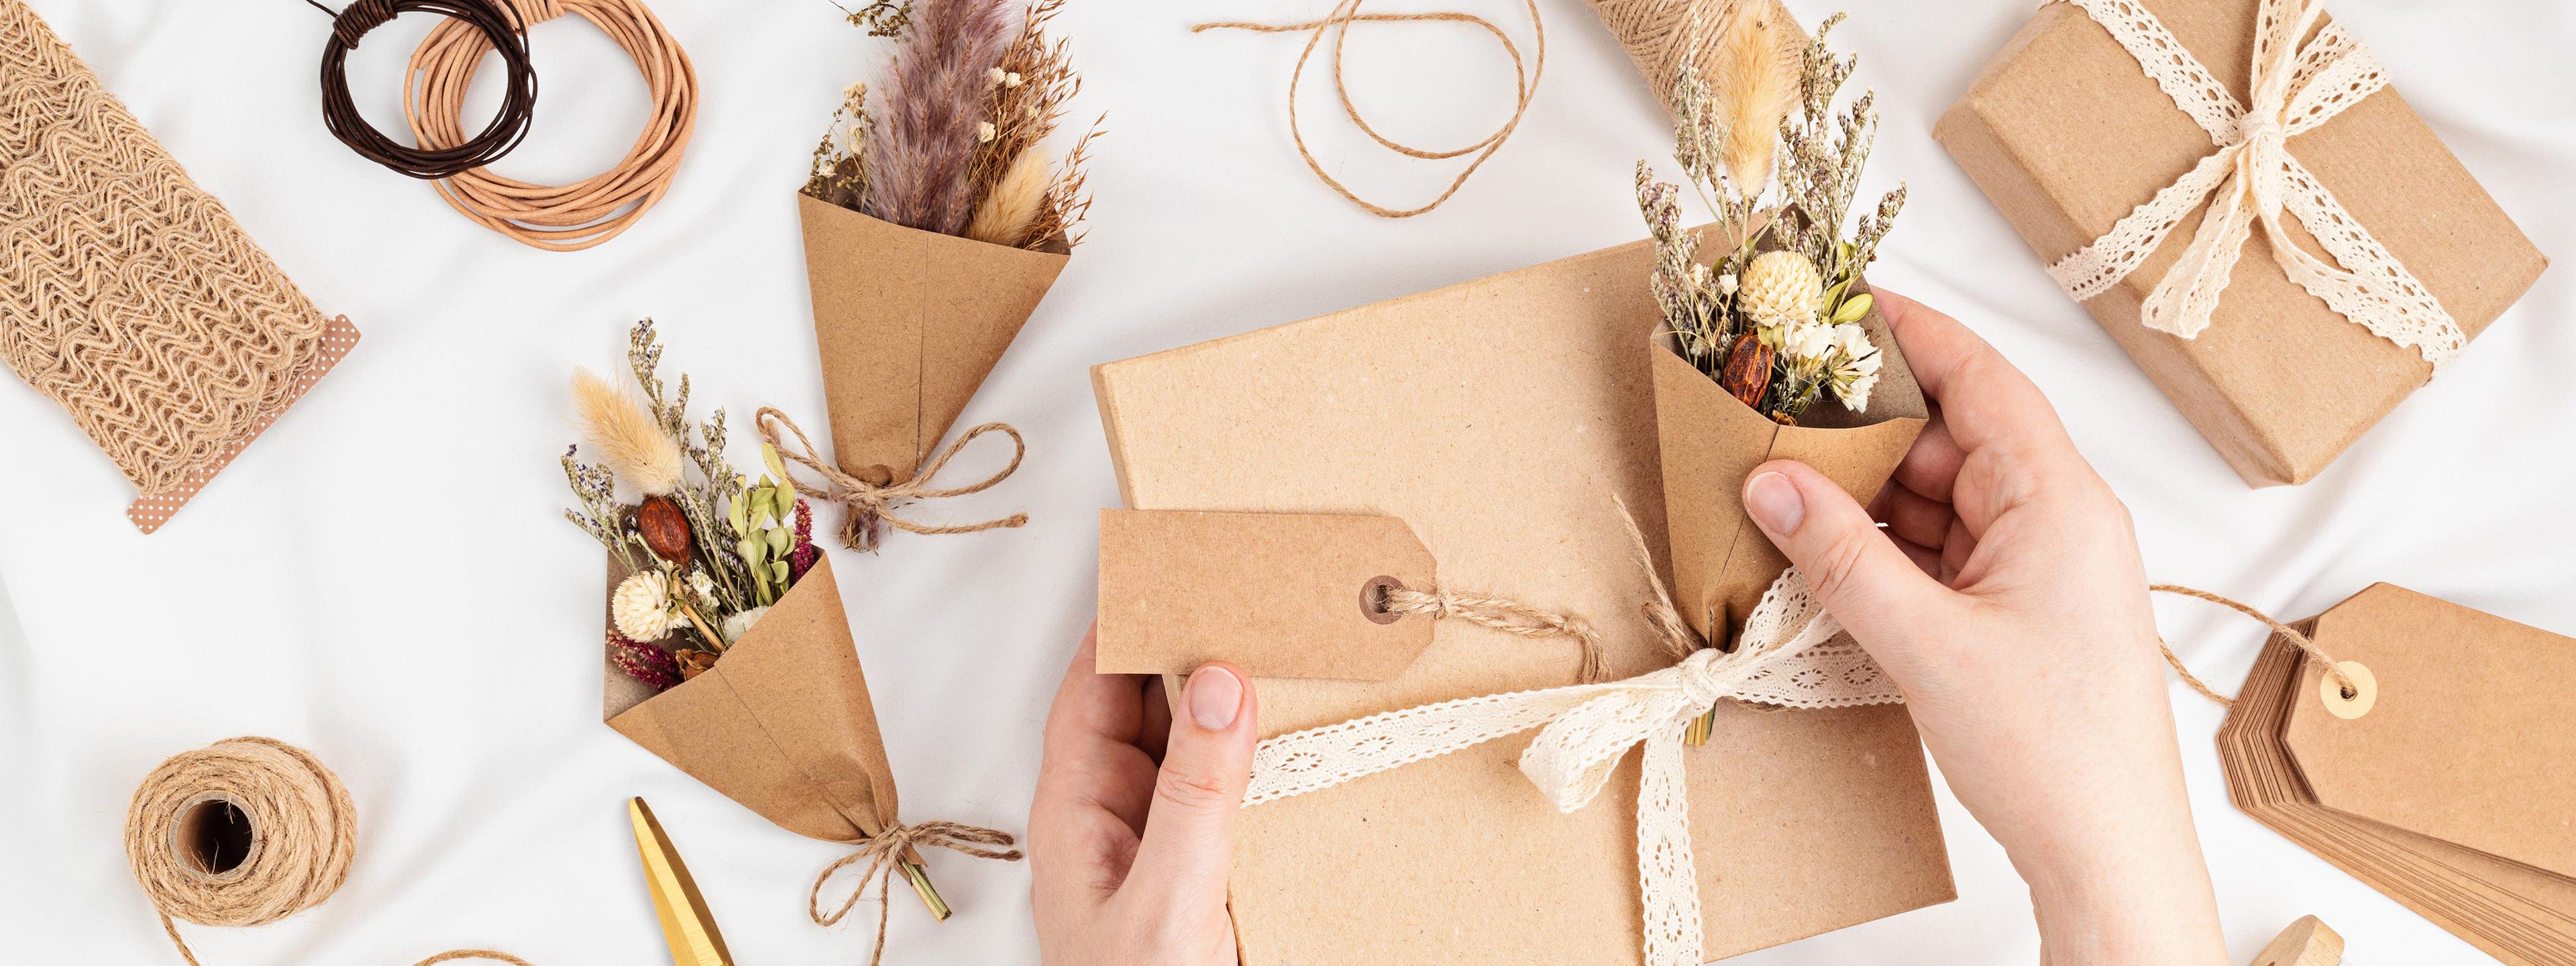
788, 498, 821, 582
610, 633, 684, 692
862, 0, 1017, 234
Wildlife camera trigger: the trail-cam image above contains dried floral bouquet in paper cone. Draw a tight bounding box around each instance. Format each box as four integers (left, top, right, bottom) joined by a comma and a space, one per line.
806, 0, 1099, 250
564, 320, 821, 691
1636, 11, 1903, 425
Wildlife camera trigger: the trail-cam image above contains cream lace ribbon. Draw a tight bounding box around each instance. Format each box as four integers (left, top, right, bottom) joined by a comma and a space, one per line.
2044, 0, 2463, 370
1243, 566, 1902, 966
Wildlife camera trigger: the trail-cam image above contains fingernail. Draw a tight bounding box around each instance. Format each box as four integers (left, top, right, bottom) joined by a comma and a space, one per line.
1747, 472, 1806, 535
1187, 665, 1243, 731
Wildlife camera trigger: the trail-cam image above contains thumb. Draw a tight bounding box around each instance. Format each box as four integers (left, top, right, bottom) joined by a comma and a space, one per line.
1128, 663, 1256, 904
1743, 460, 1943, 640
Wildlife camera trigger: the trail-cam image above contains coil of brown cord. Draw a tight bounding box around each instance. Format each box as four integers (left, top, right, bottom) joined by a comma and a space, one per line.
125, 736, 533, 966
405, 0, 698, 251
313, 0, 539, 179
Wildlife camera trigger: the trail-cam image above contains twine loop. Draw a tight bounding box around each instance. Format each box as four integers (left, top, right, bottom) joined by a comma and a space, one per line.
808, 822, 1023, 966
403, 0, 698, 250
1382, 584, 1605, 682
755, 407, 1029, 553
123, 736, 531, 966
1193, 0, 1542, 218
2152, 584, 2356, 708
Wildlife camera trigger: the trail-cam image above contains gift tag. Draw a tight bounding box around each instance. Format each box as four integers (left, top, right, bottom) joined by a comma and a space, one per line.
1096, 509, 1435, 679
2282, 584, 2576, 879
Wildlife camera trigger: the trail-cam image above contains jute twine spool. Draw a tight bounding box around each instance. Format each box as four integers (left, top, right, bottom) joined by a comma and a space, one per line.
123, 737, 529, 966
1584, 0, 1777, 106
405, 0, 697, 251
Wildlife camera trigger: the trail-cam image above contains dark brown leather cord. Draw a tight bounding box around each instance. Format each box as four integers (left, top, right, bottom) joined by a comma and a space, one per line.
311, 0, 537, 179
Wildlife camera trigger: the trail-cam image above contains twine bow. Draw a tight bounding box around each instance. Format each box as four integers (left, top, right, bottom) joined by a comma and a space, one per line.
755, 407, 1029, 553
2045, 0, 2463, 369
1242, 511, 1900, 966
808, 821, 1023, 966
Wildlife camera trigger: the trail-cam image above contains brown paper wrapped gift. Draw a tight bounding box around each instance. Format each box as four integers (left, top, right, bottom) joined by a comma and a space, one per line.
1092, 237, 1951, 964
1651, 280, 1926, 643
1935, 0, 2546, 486
798, 193, 1068, 487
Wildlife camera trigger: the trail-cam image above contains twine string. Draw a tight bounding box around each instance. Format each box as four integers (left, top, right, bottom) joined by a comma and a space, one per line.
315, 0, 539, 179
1193, 0, 1543, 218
1381, 584, 1605, 682
755, 407, 1029, 553
808, 822, 1023, 966
2151, 584, 2356, 708
124, 737, 531, 966
401, 0, 698, 251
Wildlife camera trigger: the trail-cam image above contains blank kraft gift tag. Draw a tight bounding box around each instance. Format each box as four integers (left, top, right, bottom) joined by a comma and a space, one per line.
2216, 584, 2576, 966
1096, 509, 1435, 680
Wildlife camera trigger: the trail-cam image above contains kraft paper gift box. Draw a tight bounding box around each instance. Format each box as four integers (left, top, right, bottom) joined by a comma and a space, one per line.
798, 194, 1068, 488
1935, 0, 2546, 487
1091, 237, 1952, 964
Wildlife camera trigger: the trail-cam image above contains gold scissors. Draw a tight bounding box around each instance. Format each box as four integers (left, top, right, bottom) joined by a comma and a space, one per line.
629, 797, 733, 966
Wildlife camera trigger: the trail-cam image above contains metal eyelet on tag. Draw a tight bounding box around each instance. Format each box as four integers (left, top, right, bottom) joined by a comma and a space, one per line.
1360, 576, 1403, 625
2320, 660, 2375, 720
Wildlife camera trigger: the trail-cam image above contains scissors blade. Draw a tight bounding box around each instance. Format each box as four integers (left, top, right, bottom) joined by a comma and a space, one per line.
629, 797, 734, 966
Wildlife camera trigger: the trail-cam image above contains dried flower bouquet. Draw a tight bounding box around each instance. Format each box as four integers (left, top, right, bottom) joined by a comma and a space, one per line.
566, 319, 977, 924
792, 0, 1097, 488
1631, 9, 1929, 743
1636, 11, 1902, 425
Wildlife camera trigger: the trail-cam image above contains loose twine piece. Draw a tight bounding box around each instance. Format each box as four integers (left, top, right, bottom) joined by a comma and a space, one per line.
755, 407, 1029, 553
313, 0, 538, 179
808, 821, 1022, 966
1193, 0, 1542, 218
404, 0, 698, 250
124, 737, 531, 966
1, 0, 333, 496
1381, 584, 1605, 682
2152, 584, 2355, 708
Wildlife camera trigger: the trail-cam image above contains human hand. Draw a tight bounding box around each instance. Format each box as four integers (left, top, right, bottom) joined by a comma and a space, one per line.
1739, 290, 2226, 965
1028, 628, 1255, 966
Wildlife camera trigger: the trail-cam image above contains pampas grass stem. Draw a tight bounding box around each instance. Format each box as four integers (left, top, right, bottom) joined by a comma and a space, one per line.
863, 0, 1017, 234
572, 368, 684, 496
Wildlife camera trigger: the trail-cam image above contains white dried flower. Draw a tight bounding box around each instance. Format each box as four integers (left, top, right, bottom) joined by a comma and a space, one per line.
688, 569, 714, 600
1738, 250, 1824, 324
612, 572, 682, 642
720, 606, 770, 643
1834, 370, 1878, 411
1717, 273, 1739, 296
1004, 71, 1023, 89
976, 121, 997, 143
1781, 320, 1835, 360
987, 67, 1006, 86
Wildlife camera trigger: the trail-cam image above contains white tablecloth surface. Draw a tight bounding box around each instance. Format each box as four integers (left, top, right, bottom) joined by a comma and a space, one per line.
2, 0, 2566, 962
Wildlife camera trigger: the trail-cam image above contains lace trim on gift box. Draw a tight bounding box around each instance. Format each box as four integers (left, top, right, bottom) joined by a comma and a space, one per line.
2040, 0, 2464, 370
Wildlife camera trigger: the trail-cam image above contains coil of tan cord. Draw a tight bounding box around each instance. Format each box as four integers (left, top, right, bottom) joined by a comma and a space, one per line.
405, 0, 696, 250
125, 737, 533, 966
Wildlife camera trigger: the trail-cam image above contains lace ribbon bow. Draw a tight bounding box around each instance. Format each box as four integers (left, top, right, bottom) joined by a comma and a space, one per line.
2045, 0, 2463, 369
1244, 565, 1902, 966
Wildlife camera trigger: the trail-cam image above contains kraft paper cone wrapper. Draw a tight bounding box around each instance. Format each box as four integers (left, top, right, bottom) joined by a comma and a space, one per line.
1652, 281, 1926, 643
798, 194, 1069, 487
1935, 0, 2545, 487
603, 555, 904, 844
1092, 237, 1952, 964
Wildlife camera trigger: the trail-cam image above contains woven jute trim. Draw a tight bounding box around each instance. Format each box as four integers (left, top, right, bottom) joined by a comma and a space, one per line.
0, 0, 329, 496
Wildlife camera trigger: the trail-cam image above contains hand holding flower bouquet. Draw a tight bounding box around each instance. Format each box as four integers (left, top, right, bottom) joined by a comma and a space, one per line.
1631, 9, 1929, 742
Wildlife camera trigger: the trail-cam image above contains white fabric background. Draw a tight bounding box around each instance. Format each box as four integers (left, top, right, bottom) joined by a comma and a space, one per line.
1, 0, 2566, 962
